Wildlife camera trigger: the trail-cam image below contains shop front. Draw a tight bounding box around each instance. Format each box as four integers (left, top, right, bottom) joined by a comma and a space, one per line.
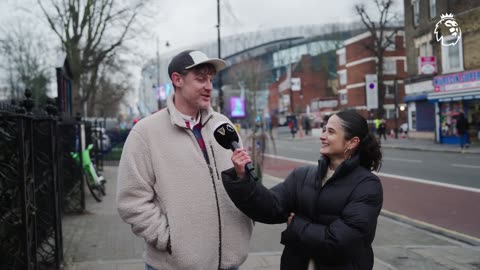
428, 69, 480, 144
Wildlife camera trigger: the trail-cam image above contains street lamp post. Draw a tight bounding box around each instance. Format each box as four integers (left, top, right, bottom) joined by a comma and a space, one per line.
393, 79, 398, 139
217, 0, 223, 113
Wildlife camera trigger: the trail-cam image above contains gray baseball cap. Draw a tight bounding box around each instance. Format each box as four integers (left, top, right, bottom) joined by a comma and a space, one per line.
168, 50, 226, 79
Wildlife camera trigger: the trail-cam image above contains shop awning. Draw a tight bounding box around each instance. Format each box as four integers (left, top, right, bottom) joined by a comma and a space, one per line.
427, 90, 480, 102
403, 94, 428, 102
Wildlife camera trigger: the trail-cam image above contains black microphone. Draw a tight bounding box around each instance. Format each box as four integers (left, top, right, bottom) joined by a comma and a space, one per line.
214, 122, 259, 181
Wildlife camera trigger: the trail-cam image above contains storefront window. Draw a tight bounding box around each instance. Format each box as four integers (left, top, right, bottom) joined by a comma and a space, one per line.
465, 100, 480, 142
440, 101, 464, 137
410, 110, 417, 130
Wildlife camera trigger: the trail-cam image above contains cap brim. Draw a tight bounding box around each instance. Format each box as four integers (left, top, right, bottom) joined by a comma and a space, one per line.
185, 58, 227, 72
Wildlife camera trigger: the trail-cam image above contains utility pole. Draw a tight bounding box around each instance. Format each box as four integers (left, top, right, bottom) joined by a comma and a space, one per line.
156, 37, 161, 110
156, 38, 170, 110
217, 0, 223, 113
393, 79, 398, 139
288, 40, 294, 115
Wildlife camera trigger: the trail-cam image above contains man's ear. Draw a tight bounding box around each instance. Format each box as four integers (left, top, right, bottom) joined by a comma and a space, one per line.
171, 72, 183, 88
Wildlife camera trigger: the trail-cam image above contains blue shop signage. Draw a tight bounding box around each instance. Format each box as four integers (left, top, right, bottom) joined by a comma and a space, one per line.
433, 69, 480, 92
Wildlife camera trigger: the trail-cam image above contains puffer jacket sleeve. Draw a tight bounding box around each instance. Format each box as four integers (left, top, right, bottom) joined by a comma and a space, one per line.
116, 129, 171, 252
280, 175, 383, 258
221, 167, 303, 224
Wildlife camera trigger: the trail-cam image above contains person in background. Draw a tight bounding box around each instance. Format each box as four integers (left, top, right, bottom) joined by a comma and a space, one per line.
116, 50, 253, 270
373, 117, 381, 135
377, 118, 387, 142
456, 111, 469, 152
303, 115, 312, 136
288, 117, 297, 138
222, 110, 383, 270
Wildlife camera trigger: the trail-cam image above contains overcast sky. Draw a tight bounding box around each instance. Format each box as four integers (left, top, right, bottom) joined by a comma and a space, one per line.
0, 0, 403, 92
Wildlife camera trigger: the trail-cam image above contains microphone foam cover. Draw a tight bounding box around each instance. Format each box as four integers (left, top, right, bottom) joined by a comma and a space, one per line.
213, 122, 239, 150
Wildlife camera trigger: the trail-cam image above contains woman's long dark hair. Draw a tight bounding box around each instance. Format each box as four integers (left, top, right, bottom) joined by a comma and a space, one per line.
336, 110, 382, 171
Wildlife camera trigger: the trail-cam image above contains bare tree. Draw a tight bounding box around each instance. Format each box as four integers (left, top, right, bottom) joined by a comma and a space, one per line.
227, 57, 272, 180
37, 0, 151, 116
92, 53, 132, 117
355, 0, 400, 117
0, 24, 50, 106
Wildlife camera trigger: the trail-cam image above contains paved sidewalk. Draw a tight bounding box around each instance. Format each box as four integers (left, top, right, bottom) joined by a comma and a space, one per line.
62, 166, 480, 270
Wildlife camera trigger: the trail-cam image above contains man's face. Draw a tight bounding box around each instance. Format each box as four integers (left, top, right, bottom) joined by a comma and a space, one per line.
172, 66, 215, 115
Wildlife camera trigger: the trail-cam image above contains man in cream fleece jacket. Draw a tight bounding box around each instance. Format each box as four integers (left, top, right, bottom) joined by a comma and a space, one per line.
116, 50, 253, 270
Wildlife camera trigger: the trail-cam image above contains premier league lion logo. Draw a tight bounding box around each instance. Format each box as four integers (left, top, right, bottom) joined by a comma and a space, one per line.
434, 13, 461, 46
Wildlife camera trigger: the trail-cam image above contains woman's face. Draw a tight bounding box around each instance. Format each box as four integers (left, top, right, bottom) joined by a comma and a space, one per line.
320, 115, 348, 158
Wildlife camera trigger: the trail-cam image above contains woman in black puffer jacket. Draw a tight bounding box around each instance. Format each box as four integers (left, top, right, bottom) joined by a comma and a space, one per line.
222, 110, 383, 270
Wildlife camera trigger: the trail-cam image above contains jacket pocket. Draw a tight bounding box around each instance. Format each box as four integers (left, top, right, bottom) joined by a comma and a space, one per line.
164, 214, 172, 255
166, 233, 172, 254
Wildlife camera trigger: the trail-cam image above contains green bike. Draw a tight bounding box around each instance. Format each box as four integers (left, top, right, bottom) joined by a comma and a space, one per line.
71, 144, 106, 202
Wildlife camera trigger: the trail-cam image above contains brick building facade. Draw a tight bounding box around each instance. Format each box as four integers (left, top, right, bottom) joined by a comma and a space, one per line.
268, 52, 337, 126
404, 0, 480, 143
336, 31, 408, 133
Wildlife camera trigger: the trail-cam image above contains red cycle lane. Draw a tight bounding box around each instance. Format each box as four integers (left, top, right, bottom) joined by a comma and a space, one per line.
263, 155, 480, 239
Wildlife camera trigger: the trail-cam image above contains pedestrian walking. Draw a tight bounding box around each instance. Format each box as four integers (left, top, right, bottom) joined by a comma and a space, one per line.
377, 118, 387, 142
288, 117, 297, 138
303, 115, 311, 136
116, 50, 253, 270
222, 110, 383, 270
456, 112, 469, 151
373, 117, 381, 135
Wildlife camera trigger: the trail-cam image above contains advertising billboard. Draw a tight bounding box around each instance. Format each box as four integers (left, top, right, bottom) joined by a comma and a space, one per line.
230, 96, 245, 118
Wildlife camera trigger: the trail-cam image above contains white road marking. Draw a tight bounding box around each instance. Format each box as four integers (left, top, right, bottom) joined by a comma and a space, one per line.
264, 154, 480, 193
451, 163, 480, 169
383, 157, 423, 163
378, 172, 480, 193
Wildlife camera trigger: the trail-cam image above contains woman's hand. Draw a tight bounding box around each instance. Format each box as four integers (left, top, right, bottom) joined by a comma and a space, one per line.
231, 148, 252, 179
287, 212, 295, 225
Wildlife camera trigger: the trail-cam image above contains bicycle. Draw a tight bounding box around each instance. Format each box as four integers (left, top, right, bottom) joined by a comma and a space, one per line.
71, 144, 106, 202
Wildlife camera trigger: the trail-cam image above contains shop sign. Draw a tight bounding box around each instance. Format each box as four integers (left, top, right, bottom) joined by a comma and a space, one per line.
291, 78, 301, 91
433, 69, 480, 92
365, 74, 378, 109
418, 56, 437, 75
314, 100, 338, 109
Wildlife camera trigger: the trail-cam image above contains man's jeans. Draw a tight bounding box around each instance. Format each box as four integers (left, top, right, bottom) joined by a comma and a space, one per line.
146, 264, 239, 270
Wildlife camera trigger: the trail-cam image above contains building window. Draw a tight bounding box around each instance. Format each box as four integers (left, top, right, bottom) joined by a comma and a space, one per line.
386, 108, 397, 119
429, 0, 436, 19
408, 102, 417, 131
385, 85, 394, 98
338, 70, 347, 86
419, 42, 432, 57
413, 0, 420, 26
410, 111, 417, 129
339, 90, 348, 105
383, 59, 397, 75
441, 37, 463, 73
383, 36, 396, 51
338, 51, 346, 66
